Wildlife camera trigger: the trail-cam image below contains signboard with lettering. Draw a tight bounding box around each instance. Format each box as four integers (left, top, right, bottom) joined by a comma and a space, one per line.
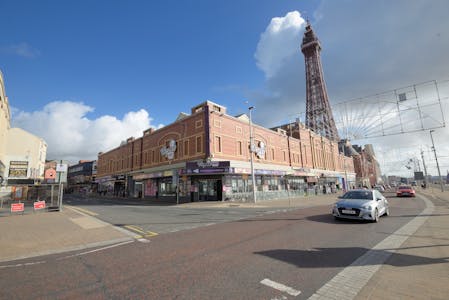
11, 203, 25, 213
56, 163, 68, 173
34, 200, 46, 210
185, 161, 231, 174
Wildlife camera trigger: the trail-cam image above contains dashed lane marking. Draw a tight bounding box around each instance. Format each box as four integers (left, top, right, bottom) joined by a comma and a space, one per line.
0, 260, 46, 269
261, 278, 301, 297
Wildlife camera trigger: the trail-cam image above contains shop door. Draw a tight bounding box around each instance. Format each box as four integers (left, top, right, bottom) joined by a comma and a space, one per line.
198, 179, 222, 201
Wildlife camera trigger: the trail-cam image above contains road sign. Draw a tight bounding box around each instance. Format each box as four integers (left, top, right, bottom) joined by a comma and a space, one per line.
11, 203, 24, 213
34, 200, 46, 210
56, 163, 68, 172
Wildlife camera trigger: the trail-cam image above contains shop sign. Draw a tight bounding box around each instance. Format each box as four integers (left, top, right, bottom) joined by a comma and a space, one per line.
185, 161, 230, 174
255, 169, 286, 176
98, 176, 114, 183
234, 167, 251, 174
163, 170, 173, 177
133, 173, 153, 180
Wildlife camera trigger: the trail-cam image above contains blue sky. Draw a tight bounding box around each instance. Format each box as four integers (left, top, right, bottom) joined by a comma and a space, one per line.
2, 0, 449, 176
2, 0, 314, 118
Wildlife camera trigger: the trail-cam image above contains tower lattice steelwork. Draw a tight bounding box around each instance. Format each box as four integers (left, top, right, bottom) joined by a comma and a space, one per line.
301, 22, 340, 142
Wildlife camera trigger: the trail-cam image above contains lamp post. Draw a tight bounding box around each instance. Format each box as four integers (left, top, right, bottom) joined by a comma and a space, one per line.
429, 130, 444, 192
248, 106, 257, 203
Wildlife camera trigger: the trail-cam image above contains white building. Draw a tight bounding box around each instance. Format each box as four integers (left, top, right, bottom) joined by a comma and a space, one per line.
0, 71, 11, 183
0, 70, 48, 185
5, 128, 47, 183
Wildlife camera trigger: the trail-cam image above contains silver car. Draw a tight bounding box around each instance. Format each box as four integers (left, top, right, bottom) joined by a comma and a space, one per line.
332, 189, 390, 222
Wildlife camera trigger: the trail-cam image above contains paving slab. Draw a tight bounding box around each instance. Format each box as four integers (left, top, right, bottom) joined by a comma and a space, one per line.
0, 207, 132, 263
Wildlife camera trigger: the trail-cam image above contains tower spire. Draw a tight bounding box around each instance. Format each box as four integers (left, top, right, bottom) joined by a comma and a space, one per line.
301, 23, 340, 142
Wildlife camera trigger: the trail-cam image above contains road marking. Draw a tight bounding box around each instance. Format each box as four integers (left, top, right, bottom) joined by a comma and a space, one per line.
124, 225, 159, 239
0, 260, 46, 269
57, 240, 134, 260
66, 205, 98, 216
261, 278, 301, 296
308, 194, 434, 300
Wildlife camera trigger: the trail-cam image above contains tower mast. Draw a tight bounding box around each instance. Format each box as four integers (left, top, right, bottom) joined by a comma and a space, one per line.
301, 22, 340, 142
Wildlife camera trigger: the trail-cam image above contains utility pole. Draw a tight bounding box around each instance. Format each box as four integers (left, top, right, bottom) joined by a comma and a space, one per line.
420, 148, 428, 184
248, 106, 257, 203
429, 130, 444, 192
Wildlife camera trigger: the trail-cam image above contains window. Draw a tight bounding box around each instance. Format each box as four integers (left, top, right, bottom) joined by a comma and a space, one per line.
196, 136, 202, 153
283, 151, 286, 161
184, 140, 189, 156
236, 126, 242, 134
271, 148, 275, 161
214, 120, 221, 128
215, 136, 222, 152
238, 141, 243, 155
195, 120, 203, 128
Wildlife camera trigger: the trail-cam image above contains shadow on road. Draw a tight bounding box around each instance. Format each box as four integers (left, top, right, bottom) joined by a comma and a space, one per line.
255, 245, 449, 268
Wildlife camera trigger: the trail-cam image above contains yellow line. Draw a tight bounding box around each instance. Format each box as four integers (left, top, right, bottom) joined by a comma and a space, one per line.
124, 225, 159, 238
145, 231, 159, 237
67, 205, 98, 216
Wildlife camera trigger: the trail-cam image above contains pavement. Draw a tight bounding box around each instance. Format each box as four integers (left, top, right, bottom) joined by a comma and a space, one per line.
0, 188, 448, 299
355, 188, 449, 300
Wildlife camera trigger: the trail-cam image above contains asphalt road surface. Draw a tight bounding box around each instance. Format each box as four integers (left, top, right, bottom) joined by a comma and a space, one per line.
0, 194, 425, 299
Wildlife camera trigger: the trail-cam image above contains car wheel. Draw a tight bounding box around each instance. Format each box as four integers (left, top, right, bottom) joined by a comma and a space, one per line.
373, 209, 379, 223
384, 206, 390, 216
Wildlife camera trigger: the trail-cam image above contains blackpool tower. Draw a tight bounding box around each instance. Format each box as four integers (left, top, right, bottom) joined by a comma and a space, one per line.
301, 22, 340, 142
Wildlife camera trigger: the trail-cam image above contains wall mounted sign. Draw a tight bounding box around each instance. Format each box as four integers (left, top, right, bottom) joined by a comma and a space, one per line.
160, 139, 177, 160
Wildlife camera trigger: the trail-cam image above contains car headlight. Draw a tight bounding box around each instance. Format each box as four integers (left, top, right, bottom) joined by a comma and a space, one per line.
362, 205, 372, 210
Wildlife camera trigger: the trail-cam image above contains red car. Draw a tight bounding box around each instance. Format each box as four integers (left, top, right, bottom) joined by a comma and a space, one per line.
396, 185, 416, 197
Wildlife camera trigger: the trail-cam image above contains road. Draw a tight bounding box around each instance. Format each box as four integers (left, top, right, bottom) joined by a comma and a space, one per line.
0, 193, 425, 299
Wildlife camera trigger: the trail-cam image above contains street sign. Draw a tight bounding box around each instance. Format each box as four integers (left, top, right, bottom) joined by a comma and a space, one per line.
11, 203, 24, 213
34, 200, 46, 210
56, 163, 68, 172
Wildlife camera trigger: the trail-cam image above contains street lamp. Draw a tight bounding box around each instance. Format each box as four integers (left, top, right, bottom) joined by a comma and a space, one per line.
248, 106, 257, 203
429, 130, 444, 192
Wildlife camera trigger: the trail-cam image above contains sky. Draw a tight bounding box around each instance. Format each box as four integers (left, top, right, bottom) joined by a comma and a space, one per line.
1, 0, 448, 177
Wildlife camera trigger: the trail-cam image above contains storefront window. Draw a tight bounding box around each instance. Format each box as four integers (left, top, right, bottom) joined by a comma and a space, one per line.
159, 178, 176, 195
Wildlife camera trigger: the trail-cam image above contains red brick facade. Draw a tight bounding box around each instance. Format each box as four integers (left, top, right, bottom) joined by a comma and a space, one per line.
97, 101, 356, 201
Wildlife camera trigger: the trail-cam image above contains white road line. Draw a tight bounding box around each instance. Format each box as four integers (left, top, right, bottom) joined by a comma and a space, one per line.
0, 260, 46, 269
57, 240, 134, 260
137, 238, 151, 243
308, 194, 434, 300
261, 278, 301, 296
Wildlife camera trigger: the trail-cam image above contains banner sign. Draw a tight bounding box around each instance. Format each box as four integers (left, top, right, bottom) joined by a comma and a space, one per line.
34, 200, 46, 210
11, 203, 25, 213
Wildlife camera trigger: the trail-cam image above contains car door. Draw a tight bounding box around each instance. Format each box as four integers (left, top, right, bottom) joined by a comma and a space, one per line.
374, 190, 385, 214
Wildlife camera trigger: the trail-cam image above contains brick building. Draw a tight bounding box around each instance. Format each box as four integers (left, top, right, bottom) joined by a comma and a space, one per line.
67, 160, 97, 194
97, 101, 356, 202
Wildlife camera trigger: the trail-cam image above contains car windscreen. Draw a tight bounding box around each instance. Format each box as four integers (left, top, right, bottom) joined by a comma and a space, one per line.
399, 186, 412, 190
341, 191, 373, 200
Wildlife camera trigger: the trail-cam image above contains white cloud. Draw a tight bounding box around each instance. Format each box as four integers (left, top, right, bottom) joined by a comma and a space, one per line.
11, 101, 157, 162
251, 3, 449, 178
255, 11, 305, 79
1, 42, 40, 58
